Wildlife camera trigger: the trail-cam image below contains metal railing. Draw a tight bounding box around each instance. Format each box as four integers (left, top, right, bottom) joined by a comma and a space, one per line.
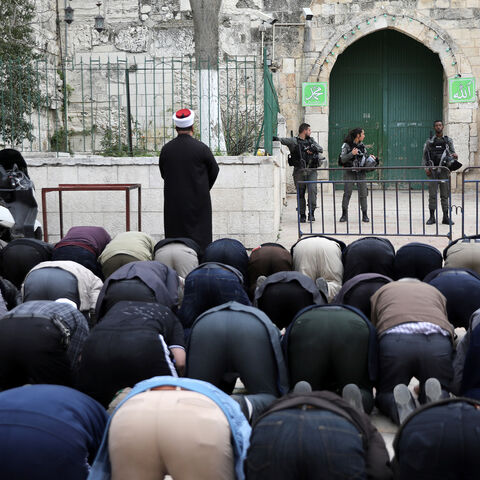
461, 166, 480, 237
297, 166, 453, 239
0, 56, 264, 156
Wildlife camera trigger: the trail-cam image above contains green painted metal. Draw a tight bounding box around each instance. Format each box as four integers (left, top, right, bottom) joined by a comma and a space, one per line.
3, 56, 264, 156
328, 30, 443, 183
258, 48, 280, 155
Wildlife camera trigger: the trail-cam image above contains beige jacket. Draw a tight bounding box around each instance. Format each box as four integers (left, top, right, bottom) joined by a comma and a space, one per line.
293, 236, 343, 301
98, 231, 155, 265
23, 260, 103, 312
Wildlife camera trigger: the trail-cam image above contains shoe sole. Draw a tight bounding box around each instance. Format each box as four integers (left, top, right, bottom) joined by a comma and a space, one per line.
425, 378, 442, 403
342, 384, 364, 413
393, 384, 416, 424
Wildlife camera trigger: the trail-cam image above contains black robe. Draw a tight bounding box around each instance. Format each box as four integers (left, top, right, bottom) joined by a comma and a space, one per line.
159, 134, 219, 250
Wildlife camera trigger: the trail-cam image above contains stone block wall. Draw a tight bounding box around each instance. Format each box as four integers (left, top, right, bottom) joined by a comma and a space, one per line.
281, 1, 480, 171
28, 1, 480, 171
25, 153, 283, 248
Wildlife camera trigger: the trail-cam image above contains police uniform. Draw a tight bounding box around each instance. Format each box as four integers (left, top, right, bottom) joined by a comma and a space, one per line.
422, 135, 456, 224
277, 136, 324, 221
339, 142, 370, 222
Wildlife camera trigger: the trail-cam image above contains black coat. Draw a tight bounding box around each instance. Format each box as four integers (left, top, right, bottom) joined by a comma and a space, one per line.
159, 134, 219, 250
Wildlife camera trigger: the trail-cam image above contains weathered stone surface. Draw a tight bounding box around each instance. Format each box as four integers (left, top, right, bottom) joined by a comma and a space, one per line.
114, 26, 150, 53
24, 0, 480, 172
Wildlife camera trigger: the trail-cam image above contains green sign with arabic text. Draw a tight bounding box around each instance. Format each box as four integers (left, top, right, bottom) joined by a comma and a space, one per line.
302, 82, 328, 107
449, 77, 476, 103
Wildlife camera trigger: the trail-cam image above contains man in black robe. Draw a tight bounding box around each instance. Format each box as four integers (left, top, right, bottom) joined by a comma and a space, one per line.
159, 109, 219, 250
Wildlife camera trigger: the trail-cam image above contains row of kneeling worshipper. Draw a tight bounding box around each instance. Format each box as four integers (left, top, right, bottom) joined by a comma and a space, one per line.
2, 231, 480, 478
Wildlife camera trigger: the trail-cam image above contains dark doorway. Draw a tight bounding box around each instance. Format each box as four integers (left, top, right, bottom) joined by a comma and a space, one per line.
328, 29, 443, 181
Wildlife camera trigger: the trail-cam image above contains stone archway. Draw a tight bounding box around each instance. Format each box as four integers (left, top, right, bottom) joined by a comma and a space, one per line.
303, 9, 477, 173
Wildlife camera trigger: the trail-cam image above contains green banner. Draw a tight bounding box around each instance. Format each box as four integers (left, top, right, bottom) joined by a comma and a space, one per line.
449, 77, 476, 103
302, 82, 328, 107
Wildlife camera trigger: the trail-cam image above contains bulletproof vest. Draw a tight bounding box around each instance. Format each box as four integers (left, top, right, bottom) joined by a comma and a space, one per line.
301, 138, 319, 168
428, 136, 447, 165
289, 139, 303, 165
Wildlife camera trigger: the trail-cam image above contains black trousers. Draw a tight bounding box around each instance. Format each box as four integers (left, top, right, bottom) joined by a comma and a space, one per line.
187, 310, 279, 396
257, 282, 316, 329
76, 328, 176, 407
0, 316, 71, 390
376, 333, 453, 424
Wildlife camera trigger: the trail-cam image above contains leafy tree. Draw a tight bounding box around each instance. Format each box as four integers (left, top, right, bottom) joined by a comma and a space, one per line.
0, 0, 42, 145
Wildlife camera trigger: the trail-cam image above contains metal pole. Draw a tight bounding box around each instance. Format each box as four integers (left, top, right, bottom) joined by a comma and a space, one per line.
125, 67, 133, 156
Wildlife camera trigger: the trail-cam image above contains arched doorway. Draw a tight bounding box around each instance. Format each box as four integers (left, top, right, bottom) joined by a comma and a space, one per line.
328, 29, 443, 181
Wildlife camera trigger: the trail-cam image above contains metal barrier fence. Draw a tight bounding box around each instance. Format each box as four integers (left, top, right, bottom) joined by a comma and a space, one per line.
0, 56, 264, 155
297, 166, 453, 239
461, 166, 480, 237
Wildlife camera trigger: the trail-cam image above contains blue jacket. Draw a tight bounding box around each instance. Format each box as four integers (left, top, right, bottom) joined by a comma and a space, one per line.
0, 385, 107, 480
88, 376, 251, 480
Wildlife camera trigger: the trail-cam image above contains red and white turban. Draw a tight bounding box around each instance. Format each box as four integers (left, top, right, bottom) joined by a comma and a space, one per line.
173, 108, 195, 128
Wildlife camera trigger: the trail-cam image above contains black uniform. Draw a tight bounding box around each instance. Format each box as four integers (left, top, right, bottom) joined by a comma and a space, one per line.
277, 136, 324, 220
159, 134, 219, 250
422, 135, 456, 212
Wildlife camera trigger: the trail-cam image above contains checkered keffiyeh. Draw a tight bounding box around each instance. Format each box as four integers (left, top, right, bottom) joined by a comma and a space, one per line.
3, 301, 89, 364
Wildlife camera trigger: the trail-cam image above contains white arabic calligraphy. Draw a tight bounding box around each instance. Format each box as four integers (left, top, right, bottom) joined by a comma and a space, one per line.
305, 86, 323, 101
453, 81, 473, 100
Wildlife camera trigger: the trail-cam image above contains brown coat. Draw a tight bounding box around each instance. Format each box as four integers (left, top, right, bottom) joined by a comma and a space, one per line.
370, 280, 453, 337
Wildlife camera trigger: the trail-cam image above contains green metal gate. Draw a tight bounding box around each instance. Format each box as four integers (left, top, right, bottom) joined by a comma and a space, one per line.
328, 29, 443, 182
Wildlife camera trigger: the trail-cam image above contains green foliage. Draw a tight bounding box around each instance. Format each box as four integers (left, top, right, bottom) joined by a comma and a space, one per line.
0, 0, 43, 145
49, 128, 73, 153
99, 127, 130, 157
221, 106, 261, 155
99, 125, 153, 157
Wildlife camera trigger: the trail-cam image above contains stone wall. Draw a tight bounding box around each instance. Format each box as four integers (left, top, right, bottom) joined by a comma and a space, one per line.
277, 0, 480, 171
25, 153, 285, 247
28, 1, 480, 169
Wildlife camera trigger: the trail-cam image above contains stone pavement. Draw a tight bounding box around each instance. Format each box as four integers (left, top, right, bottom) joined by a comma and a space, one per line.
277, 190, 479, 250
275, 191, 475, 458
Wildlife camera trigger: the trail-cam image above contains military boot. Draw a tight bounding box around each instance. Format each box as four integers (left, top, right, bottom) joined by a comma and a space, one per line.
442, 210, 454, 225
339, 209, 348, 222
362, 210, 370, 223
426, 209, 436, 225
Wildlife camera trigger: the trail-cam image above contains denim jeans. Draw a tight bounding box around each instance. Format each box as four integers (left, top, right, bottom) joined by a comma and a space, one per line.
179, 267, 251, 329
246, 409, 366, 480
395, 401, 480, 479
52, 245, 103, 279
202, 238, 249, 282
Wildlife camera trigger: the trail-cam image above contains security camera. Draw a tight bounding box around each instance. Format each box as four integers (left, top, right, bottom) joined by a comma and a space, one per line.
303, 7, 313, 21
255, 11, 278, 25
